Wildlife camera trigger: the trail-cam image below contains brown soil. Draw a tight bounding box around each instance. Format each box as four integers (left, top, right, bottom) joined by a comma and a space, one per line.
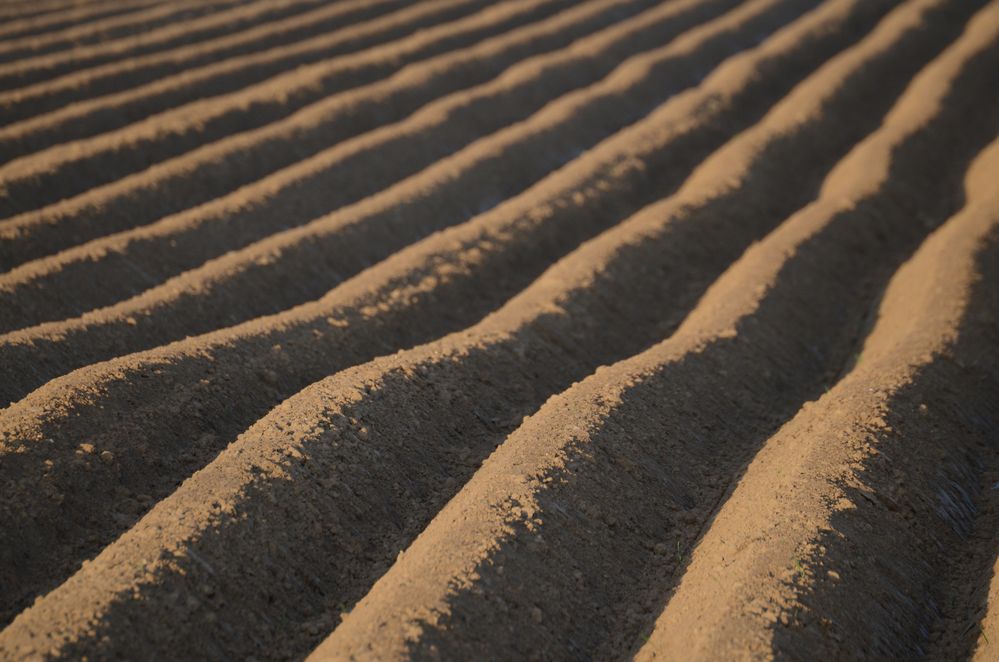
0, 0, 420, 154
1, 0, 997, 659
0, 0, 754, 330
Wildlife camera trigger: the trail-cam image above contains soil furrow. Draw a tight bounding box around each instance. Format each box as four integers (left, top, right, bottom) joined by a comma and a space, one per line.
0, 0, 577, 258
0, 0, 890, 629
0, 0, 969, 648
0, 0, 242, 66
0, 0, 432, 156
0, 2, 99, 22
0, 0, 774, 342
0, 2, 98, 24
0, 4, 887, 402
0, 0, 166, 39
310, 12, 999, 658
635, 133, 999, 662
0, 0, 324, 92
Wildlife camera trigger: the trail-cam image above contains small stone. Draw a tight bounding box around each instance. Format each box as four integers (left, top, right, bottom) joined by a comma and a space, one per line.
531, 607, 543, 624
357, 426, 369, 441
100, 451, 115, 464
260, 370, 279, 386
78, 443, 95, 454
827, 570, 841, 581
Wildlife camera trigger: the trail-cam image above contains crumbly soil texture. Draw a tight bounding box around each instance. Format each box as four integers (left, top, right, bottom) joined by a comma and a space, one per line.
0, 0, 998, 659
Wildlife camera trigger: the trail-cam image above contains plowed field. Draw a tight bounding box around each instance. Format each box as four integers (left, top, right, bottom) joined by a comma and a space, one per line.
1, 0, 997, 659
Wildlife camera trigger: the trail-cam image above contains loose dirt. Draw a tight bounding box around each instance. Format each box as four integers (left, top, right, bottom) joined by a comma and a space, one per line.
1, 0, 996, 659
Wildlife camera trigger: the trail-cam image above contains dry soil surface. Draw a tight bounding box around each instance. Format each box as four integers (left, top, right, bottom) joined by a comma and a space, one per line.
0, 0, 997, 659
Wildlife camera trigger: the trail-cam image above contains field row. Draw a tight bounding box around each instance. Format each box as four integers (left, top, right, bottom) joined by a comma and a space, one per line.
0, 0, 997, 658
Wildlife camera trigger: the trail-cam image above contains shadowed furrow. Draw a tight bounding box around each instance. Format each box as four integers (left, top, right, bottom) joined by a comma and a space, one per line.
0, 0, 440, 155
0, 0, 330, 92
0, 0, 901, 631
0, 0, 982, 648
0, 0, 893, 406
0, 0, 167, 39
636, 133, 999, 662
0, 0, 788, 355
0, 0, 244, 66
0, 0, 578, 259
313, 9, 999, 657
2, 0, 993, 657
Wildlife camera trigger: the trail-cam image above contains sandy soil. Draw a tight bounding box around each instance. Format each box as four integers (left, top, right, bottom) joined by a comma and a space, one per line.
0, 0, 996, 659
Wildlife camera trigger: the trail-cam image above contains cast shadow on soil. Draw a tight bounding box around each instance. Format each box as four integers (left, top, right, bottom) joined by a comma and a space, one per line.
768, 227, 999, 660
403, 34, 999, 659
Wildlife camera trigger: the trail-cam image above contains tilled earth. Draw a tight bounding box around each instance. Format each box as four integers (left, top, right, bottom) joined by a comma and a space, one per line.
0, 0, 997, 659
